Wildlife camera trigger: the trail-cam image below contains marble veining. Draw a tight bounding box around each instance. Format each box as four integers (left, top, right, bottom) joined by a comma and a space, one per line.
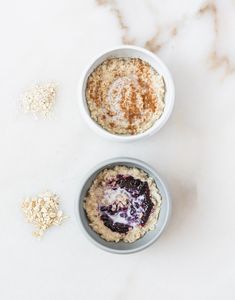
198, 2, 235, 75
96, 0, 235, 76
96, 0, 135, 44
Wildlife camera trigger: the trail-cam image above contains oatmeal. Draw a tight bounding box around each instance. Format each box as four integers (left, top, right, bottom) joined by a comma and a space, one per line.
84, 166, 162, 243
86, 57, 165, 135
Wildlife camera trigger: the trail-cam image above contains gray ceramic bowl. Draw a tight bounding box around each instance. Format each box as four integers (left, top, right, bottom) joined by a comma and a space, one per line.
75, 158, 171, 254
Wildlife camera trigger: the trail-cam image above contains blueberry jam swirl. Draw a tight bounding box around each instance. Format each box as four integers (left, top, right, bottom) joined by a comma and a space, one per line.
99, 175, 154, 234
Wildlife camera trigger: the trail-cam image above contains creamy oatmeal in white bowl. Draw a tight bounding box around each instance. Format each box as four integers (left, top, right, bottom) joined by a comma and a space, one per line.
78, 45, 175, 142
75, 158, 171, 254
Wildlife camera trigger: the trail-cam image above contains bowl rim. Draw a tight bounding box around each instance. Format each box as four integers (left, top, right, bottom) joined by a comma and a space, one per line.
75, 157, 172, 254
78, 45, 175, 142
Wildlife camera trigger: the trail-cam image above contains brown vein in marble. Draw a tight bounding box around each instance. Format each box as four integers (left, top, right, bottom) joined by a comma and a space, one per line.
96, 0, 178, 52
144, 25, 179, 53
96, 0, 109, 4
198, 2, 235, 75
96, 0, 235, 75
144, 31, 162, 53
140, 1, 235, 75
143, 0, 181, 53
96, 0, 135, 44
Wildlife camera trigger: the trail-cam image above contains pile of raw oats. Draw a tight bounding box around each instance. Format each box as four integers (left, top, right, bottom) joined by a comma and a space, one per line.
21, 191, 67, 238
20, 82, 57, 118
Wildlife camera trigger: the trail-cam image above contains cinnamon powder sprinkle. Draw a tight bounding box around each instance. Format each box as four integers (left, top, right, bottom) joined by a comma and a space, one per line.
86, 58, 165, 135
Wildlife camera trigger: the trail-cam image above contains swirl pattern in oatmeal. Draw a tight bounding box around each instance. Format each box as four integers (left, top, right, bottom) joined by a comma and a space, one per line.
86, 58, 166, 135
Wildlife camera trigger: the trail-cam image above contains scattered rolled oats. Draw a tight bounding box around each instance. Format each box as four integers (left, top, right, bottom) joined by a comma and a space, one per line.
20, 82, 57, 118
21, 191, 68, 238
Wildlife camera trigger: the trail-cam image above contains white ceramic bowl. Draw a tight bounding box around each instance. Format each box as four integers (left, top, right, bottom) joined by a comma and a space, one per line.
75, 157, 171, 254
78, 45, 175, 142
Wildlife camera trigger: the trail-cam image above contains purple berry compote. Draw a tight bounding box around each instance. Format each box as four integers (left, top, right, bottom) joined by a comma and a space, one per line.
100, 175, 154, 234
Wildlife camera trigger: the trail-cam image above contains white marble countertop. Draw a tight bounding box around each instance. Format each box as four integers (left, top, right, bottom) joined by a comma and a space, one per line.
1, 0, 235, 299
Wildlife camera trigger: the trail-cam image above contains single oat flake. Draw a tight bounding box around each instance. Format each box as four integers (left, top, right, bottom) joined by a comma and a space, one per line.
20, 82, 57, 118
21, 191, 67, 238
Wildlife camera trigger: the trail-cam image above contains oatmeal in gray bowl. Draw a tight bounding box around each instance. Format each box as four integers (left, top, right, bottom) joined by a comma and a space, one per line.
76, 158, 171, 254
84, 165, 162, 243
